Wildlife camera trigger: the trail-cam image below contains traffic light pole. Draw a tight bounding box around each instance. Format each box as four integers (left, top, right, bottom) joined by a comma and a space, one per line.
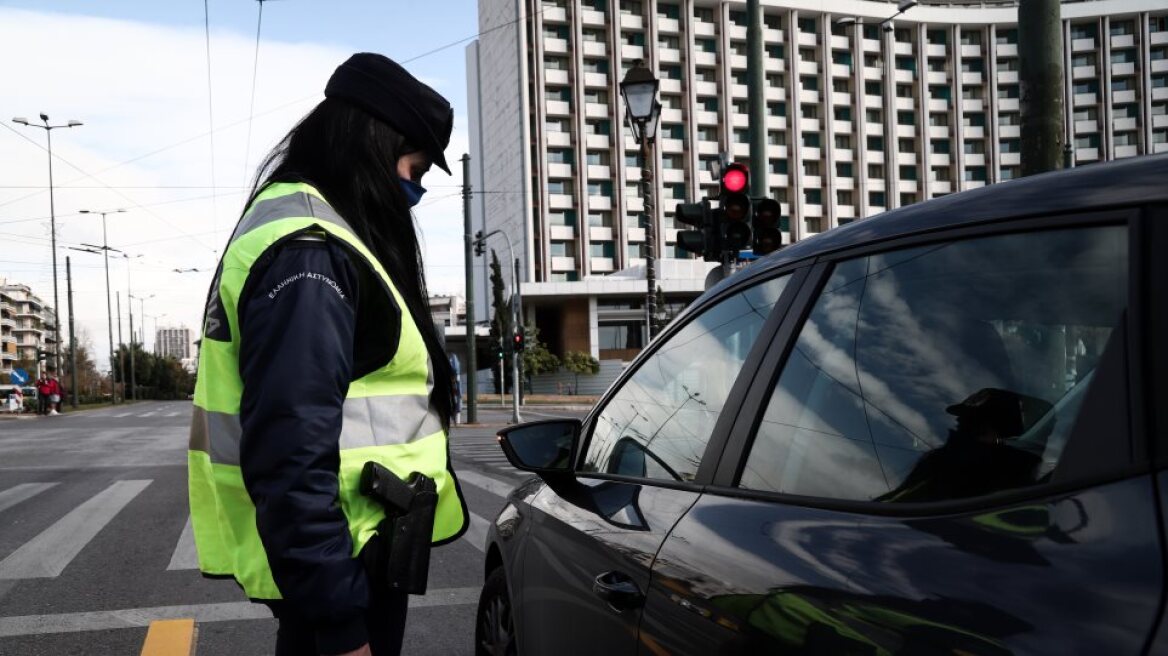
472, 228, 521, 424
747, 0, 768, 198
66, 257, 78, 409
461, 154, 477, 424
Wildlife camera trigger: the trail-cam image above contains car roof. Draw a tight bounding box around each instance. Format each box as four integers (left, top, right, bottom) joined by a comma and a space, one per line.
707, 152, 1168, 298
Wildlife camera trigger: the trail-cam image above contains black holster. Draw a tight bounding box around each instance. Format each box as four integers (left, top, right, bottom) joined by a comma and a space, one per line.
359, 461, 438, 595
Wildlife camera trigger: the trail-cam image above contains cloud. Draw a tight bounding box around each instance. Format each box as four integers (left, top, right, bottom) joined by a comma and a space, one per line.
1, 7, 468, 369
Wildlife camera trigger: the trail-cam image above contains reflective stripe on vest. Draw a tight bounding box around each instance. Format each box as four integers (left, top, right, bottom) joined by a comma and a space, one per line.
187, 182, 466, 600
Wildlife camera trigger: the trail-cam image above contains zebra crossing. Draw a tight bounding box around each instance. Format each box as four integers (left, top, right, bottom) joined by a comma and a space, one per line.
0, 469, 515, 587
449, 439, 515, 471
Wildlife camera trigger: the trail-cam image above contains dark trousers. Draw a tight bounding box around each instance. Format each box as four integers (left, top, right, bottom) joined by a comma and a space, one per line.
268, 583, 409, 656
37, 396, 48, 415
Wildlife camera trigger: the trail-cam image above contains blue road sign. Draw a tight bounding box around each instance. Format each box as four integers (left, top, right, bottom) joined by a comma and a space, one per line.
10, 368, 29, 385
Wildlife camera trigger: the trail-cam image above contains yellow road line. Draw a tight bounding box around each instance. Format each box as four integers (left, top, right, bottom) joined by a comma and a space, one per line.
140, 618, 196, 656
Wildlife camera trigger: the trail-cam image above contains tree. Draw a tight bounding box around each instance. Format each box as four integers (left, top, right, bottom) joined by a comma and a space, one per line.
521, 323, 560, 392
487, 250, 514, 394
562, 351, 599, 395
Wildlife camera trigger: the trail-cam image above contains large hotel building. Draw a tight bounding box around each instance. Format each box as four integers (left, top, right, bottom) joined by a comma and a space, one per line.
466, 0, 1168, 363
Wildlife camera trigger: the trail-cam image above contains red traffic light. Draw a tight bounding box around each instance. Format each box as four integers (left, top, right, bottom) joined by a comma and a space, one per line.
721, 163, 748, 194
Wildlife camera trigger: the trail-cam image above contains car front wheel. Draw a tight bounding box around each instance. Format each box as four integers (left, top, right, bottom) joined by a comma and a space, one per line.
476, 566, 517, 656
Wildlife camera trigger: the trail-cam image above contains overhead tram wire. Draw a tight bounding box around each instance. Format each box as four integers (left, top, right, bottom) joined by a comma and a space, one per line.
0, 122, 219, 253
241, 0, 270, 190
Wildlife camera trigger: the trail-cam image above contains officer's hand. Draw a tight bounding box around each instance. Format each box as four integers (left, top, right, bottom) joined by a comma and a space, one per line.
329, 645, 372, 656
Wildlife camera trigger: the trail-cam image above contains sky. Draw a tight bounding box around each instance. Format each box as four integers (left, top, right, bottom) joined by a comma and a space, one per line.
0, 0, 480, 372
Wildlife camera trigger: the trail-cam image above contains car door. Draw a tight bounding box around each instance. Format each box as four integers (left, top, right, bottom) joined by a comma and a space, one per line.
641, 214, 1163, 655
515, 272, 797, 655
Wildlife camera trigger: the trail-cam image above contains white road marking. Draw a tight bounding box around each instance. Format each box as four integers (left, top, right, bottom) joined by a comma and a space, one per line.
0, 587, 480, 637
455, 469, 518, 498
114, 412, 134, 418
463, 512, 491, 553
166, 515, 198, 571
0, 480, 152, 579
0, 483, 58, 514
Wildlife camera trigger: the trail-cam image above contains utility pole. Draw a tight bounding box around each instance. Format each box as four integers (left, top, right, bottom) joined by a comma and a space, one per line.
461, 154, 477, 424
1018, 0, 1065, 175
116, 292, 125, 402
747, 0, 768, 198
513, 257, 523, 406
66, 257, 78, 408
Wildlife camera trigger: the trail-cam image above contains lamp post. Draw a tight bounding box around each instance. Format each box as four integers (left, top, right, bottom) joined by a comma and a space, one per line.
133, 294, 156, 350
619, 60, 662, 341
12, 114, 84, 376
78, 208, 126, 403
472, 229, 522, 424
833, 0, 917, 32
122, 253, 143, 400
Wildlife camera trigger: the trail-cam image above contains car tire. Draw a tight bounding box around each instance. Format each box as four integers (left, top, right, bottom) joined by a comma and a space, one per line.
476, 566, 517, 656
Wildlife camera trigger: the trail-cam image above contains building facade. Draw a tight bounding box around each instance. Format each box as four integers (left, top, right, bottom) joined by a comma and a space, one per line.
0, 279, 58, 377
467, 0, 1168, 360
155, 327, 192, 361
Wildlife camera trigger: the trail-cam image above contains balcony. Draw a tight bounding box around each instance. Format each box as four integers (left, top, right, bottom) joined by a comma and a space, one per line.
660, 78, 682, 94
546, 162, 573, 179
999, 125, 1021, 138
1114, 117, 1137, 131
1153, 59, 1168, 74
1112, 62, 1136, 77
963, 153, 987, 167
833, 120, 854, 134
1074, 92, 1098, 106
765, 85, 786, 101
831, 63, 852, 79
1071, 38, 1095, 52
584, 102, 607, 119
964, 126, 985, 139
730, 54, 748, 70
620, 12, 642, 30
998, 70, 1019, 84
999, 98, 1019, 112
585, 134, 610, 149
697, 140, 720, 156
802, 118, 821, 133
863, 38, 881, 52
1000, 152, 1021, 166
693, 21, 715, 37
662, 168, 685, 184
798, 60, 818, 76
697, 110, 719, 126
1072, 65, 1097, 79
1115, 144, 1140, 159
896, 124, 916, 138
765, 115, 784, 130
996, 43, 1018, 58
621, 45, 645, 60
894, 69, 914, 84
546, 100, 570, 116
581, 9, 605, 26
543, 6, 567, 22
1110, 34, 1135, 49
928, 125, 950, 138
1113, 89, 1137, 104
863, 67, 883, 82
545, 38, 568, 55
587, 164, 611, 179
926, 71, 948, 85
590, 227, 614, 242
930, 153, 952, 166
926, 44, 946, 58
549, 225, 576, 241
960, 44, 982, 58
695, 80, 718, 97
864, 122, 883, 137
626, 196, 644, 213
730, 25, 748, 40
927, 98, 949, 112
799, 89, 821, 104
1077, 147, 1100, 162
1156, 87, 1168, 101
731, 142, 750, 157
798, 32, 817, 47
587, 195, 612, 211
583, 41, 606, 57
695, 51, 717, 67
1155, 114, 1168, 129
590, 257, 616, 273
931, 181, 952, 194
545, 68, 569, 85
551, 256, 577, 272
961, 72, 983, 86
961, 99, 984, 112
1154, 31, 1168, 46
658, 17, 679, 33
660, 48, 681, 64
584, 72, 608, 88
660, 138, 685, 153
549, 193, 575, 209
546, 131, 571, 147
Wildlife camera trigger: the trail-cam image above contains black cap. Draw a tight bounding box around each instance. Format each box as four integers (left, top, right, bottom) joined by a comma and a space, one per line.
946, 388, 1052, 439
325, 53, 453, 174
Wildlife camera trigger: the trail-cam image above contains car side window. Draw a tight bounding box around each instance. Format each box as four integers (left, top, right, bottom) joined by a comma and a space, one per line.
583, 274, 791, 482
739, 226, 1128, 503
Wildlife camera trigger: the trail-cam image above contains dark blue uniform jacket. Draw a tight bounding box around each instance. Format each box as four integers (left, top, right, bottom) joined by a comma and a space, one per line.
236, 235, 400, 653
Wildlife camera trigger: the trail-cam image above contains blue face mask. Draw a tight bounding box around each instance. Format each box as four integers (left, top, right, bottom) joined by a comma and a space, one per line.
400, 178, 427, 207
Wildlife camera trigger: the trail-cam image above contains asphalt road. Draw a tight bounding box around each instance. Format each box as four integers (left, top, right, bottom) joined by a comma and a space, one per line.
0, 401, 588, 655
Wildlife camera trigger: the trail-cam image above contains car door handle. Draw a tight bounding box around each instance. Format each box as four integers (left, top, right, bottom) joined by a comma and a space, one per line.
593, 571, 644, 611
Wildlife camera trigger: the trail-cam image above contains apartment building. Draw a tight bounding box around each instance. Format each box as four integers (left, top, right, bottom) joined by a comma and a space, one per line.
155, 327, 192, 361
467, 0, 1168, 361
0, 279, 58, 376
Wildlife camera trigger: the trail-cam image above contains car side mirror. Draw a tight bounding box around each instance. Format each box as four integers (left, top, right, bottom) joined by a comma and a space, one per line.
496, 419, 581, 479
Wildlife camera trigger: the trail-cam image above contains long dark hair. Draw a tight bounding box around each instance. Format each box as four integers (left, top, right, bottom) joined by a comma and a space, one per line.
244, 98, 454, 429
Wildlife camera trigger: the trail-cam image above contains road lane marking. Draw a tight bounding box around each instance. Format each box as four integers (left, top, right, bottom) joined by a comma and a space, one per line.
456, 469, 519, 498
164, 412, 182, 417
167, 516, 198, 571
0, 480, 152, 579
140, 618, 195, 656
0, 587, 482, 637
463, 512, 491, 553
114, 412, 134, 418
0, 483, 58, 514
139, 411, 158, 417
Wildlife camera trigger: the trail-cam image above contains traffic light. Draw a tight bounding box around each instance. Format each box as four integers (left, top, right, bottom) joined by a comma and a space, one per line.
752, 198, 784, 257
473, 230, 485, 256
719, 162, 752, 252
675, 199, 720, 261
512, 327, 526, 353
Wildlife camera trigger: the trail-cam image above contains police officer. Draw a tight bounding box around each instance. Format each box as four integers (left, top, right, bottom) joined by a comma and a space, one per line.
188, 53, 468, 656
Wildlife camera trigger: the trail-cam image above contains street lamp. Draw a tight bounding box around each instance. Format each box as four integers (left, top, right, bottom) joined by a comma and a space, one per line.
12, 113, 84, 376
619, 60, 662, 341
78, 208, 126, 403
834, 0, 917, 32
132, 294, 156, 349
121, 253, 143, 400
